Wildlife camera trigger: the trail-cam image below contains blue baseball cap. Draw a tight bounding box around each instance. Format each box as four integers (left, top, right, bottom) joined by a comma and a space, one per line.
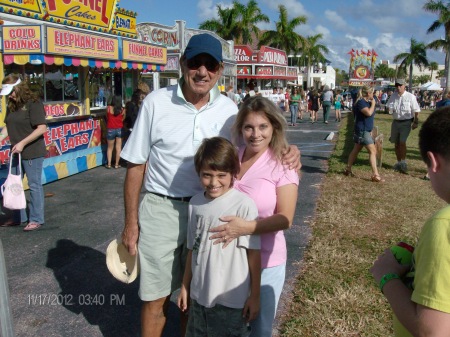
184, 34, 223, 63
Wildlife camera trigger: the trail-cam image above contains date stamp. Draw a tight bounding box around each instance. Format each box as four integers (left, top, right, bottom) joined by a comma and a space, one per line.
27, 293, 126, 306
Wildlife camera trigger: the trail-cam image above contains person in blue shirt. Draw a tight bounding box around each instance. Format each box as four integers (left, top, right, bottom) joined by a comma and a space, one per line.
344, 85, 384, 182
436, 91, 450, 108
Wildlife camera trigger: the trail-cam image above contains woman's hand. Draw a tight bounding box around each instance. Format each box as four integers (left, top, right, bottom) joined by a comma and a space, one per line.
209, 216, 254, 248
11, 141, 24, 154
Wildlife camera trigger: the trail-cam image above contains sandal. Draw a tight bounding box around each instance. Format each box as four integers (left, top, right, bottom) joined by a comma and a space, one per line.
371, 175, 385, 183
0, 221, 21, 227
343, 167, 354, 177
114, 165, 121, 169
105, 165, 112, 169
23, 222, 42, 232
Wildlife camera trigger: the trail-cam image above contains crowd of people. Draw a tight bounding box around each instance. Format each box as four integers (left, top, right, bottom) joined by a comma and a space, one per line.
222, 85, 354, 127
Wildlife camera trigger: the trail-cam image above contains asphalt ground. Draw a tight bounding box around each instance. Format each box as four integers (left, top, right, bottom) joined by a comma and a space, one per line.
0, 108, 344, 337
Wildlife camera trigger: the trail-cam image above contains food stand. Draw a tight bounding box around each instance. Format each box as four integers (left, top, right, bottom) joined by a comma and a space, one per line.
0, 0, 167, 185
235, 45, 298, 92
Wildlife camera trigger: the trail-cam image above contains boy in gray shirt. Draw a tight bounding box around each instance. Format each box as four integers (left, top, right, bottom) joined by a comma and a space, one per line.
178, 137, 260, 336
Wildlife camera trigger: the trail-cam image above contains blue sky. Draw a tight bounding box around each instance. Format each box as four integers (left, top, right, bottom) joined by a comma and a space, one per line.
120, 0, 446, 71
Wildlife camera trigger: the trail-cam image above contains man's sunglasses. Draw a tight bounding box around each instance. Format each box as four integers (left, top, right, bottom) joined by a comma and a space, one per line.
186, 58, 221, 72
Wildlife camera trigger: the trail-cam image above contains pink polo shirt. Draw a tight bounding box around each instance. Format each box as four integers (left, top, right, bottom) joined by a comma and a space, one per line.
234, 147, 299, 268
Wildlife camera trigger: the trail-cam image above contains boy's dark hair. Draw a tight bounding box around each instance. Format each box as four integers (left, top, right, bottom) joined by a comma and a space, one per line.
419, 107, 450, 166
194, 137, 240, 178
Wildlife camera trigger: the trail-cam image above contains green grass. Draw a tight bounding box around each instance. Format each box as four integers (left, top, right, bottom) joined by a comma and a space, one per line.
279, 110, 445, 336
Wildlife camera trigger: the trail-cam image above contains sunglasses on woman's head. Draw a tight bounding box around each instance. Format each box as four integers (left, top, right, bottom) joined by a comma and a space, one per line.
186, 58, 221, 73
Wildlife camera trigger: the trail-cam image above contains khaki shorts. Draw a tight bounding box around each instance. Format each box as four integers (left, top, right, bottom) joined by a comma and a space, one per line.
389, 119, 413, 144
138, 193, 189, 301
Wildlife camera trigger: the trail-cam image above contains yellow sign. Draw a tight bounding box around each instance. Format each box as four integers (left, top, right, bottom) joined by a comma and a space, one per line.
0, 0, 43, 15
2, 26, 42, 54
122, 40, 167, 65
46, 26, 119, 60
43, 0, 117, 31
111, 8, 137, 38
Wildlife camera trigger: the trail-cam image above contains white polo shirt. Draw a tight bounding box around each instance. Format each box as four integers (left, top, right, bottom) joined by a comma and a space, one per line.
387, 91, 420, 120
121, 80, 238, 197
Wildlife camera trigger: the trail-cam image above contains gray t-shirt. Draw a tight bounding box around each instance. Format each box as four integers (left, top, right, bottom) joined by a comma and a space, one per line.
187, 188, 260, 309
322, 90, 333, 102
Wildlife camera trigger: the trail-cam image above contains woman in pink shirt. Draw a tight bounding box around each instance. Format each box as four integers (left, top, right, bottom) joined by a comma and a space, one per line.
210, 96, 299, 336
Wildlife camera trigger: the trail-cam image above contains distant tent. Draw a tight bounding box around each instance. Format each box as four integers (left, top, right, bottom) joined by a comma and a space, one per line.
420, 82, 442, 91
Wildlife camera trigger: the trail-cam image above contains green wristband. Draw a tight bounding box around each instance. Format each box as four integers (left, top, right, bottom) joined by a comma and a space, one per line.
379, 273, 400, 293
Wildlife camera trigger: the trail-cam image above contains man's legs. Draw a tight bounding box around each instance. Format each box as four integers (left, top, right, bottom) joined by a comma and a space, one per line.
138, 194, 189, 336
394, 142, 407, 162
141, 296, 171, 337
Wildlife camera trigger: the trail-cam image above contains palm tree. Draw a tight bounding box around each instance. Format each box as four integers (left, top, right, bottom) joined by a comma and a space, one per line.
386, 67, 397, 82
428, 61, 439, 80
393, 38, 429, 91
427, 36, 450, 91
198, 5, 239, 41
374, 63, 391, 78
297, 34, 329, 88
198, 1, 269, 45
258, 5, 307, 53
423, 0, 450, 93
233, 0, 269, 45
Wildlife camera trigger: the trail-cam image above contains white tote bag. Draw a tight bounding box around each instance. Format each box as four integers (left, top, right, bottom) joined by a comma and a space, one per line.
1, 153, 26, 210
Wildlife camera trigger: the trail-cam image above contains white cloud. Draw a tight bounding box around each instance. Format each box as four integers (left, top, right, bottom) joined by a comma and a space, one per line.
345, 34, 371, 50
324, 10, 348, 32
197, 0, 234, 22
261, 0, 310, 18
197, 0, 216, 21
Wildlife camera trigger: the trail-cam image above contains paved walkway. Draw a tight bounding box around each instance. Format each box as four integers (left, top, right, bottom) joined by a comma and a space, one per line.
0, 110, 343, 336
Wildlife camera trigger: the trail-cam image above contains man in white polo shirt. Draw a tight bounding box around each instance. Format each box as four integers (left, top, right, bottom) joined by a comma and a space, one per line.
120, 34, 300, 337
386, 78, 420, 173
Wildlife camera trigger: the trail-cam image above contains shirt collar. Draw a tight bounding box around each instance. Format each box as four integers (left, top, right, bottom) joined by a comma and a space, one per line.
177, 77, 221, 104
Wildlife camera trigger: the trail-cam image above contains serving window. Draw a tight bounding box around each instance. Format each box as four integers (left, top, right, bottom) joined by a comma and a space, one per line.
4, 63, 82, 104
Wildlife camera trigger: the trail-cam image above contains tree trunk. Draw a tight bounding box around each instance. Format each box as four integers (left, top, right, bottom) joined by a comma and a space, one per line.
409, 63, 413, 93
446, 47, 450, 96
306, 59, 311, 90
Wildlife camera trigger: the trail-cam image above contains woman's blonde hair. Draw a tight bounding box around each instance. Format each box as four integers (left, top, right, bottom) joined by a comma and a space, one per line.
354, 85, 374, 104
232, 96, 289, 160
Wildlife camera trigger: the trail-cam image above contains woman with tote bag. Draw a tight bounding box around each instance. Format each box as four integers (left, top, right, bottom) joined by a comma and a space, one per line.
0, 74, 47, 231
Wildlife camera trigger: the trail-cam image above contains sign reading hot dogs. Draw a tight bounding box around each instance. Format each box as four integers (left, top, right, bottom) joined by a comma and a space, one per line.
46, 26, 119, 59
122, 39, 167, 64
2, 26, 42, 54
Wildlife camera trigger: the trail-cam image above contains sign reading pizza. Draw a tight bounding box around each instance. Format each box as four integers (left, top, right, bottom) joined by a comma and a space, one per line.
258, 46, 287, 66
234, 45, 257, 63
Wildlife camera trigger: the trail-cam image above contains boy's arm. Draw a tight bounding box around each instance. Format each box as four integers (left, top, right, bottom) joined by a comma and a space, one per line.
177, 250, 193, 312
416, 305, 450, 335
371, 249, 450, 335
243, 248, 261, 322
